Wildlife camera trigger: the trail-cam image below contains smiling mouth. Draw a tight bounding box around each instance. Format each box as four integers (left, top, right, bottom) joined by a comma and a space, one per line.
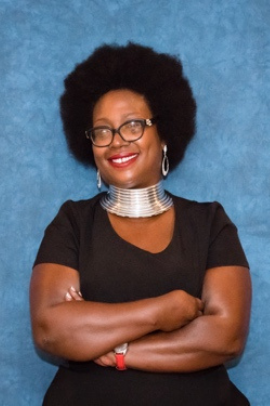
110, 154, 138, 164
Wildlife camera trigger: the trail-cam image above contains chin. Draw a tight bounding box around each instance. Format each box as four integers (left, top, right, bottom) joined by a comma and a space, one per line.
120, 180, 160, 189
102, 171, 161, 189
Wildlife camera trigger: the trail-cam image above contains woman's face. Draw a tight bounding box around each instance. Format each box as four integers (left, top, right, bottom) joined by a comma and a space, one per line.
92, 89, 164, 189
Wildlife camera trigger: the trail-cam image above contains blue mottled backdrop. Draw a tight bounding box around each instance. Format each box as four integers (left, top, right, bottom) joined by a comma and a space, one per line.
1, 0, 269, 405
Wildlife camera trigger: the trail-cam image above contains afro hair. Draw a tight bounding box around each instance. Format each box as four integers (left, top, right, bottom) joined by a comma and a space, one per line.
60, 42, 196, 170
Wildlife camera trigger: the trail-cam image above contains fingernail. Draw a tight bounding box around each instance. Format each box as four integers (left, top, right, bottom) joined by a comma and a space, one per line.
78, 291, 82, 297
70, 286, 76, 292
66, 292, 72, 300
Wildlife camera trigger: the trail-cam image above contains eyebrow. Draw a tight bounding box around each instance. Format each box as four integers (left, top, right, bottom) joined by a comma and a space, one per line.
93, 114, 145, 125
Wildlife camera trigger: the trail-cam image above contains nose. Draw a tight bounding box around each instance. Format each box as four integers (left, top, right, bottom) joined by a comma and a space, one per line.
110, 130, 130, 147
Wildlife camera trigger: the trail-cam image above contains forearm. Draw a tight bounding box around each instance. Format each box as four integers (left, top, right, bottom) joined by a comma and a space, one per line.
30, 265, 203, 362
33, 298, 160, 361
93, 267, 251, 372
125, 314, 246, 373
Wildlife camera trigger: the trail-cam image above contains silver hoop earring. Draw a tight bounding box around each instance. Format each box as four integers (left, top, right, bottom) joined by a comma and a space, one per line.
162, 145, 169, 177
97, 169, 102, 190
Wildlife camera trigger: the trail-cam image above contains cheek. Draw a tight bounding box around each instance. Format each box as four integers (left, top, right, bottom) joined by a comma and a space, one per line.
92, 148, 103, 166
148, 139, 163, 161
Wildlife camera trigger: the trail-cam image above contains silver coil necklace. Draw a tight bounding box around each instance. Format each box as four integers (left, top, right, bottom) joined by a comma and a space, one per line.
100, 181, 173, 218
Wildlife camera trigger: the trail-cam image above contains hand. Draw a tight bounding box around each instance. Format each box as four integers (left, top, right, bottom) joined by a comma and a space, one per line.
94, 351, 116, 368
65, 286, 84, 302
156, 290, 204, 332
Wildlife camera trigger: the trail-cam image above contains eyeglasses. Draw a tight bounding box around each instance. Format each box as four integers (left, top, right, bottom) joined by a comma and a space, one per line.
85, 118, 157, 147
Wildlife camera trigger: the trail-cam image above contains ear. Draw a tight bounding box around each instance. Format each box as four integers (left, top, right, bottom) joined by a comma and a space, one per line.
161, 142, 167, 154
160, 140, 166, 150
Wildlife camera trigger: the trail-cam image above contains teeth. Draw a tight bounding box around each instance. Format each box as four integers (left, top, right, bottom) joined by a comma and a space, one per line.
112, 155, 137, 164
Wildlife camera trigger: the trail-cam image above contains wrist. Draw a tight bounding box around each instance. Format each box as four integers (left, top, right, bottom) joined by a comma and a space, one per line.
114, 343, 128, 370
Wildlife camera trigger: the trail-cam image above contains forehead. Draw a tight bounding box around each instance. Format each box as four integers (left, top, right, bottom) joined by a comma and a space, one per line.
93, 89, 152, 118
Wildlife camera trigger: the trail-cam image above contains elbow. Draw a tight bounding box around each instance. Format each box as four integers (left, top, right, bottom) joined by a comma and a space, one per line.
33, 330, 53, 353
210, 313, 250, 360
31, 313, 90, 361
31, 314, 58, 354
225, 340, 244, 359
31, 329, 47, 353
221, 333, 247, 360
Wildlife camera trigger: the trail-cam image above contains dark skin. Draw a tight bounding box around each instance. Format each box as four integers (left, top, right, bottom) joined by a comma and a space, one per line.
108, 208, 175, 253
65, 265, 251, 372
30, 89, 252, 372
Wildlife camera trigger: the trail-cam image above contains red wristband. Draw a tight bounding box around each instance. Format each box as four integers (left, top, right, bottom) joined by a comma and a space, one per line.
115, 353, 127, 370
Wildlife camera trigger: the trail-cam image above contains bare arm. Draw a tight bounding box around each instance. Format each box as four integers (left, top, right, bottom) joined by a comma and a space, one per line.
30, 263, 203, 361
95, 266, 251, 372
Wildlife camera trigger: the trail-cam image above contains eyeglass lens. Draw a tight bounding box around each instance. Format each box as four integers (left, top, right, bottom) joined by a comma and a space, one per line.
91, 120, 145, 146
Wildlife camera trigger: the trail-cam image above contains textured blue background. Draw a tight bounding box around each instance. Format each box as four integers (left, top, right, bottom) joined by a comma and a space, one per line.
1, 1, 269, 405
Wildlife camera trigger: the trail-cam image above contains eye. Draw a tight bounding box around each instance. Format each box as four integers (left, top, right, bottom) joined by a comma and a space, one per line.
94, 128, 111, 138
125, 120, 142, 133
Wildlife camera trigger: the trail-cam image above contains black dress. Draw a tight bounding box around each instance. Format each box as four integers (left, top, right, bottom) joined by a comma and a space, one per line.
35, 193, 250, 406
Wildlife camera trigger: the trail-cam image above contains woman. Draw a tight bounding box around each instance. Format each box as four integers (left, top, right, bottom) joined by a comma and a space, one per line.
30, 43, 251, 405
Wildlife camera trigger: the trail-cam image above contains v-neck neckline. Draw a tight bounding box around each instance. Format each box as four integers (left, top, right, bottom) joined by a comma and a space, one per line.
99, 197, 178, 256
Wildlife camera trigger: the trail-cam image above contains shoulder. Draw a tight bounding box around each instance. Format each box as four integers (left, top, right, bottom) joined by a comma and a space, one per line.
168, 192, 248, 269
168, 192, 226, 217
168, 192, 235, 232
59, 192, 106, 217
48, 193, 106, 233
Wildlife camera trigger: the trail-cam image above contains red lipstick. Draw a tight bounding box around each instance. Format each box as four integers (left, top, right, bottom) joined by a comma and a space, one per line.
108, 153, 138, 168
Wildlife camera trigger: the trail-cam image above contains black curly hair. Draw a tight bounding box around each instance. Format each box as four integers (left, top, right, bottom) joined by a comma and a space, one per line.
60, 42, 196, 170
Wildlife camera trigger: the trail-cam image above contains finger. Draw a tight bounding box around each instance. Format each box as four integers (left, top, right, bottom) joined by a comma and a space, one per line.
69, 286, 84, 301
94, 358, 107, 367
65, 291, 73, 301
98, 353, 116, 367
65, 287, 84, 302
197, 298, 204, 311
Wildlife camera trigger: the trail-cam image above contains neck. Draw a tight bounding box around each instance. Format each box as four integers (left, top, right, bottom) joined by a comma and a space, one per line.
100, 181, 173, 218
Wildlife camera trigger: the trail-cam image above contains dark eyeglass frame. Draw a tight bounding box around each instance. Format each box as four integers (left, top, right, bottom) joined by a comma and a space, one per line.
85, 117, 157, 147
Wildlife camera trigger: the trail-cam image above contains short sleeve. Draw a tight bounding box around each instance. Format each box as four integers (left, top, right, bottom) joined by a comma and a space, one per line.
33, 200, 80, 270
206, 203, 249, 270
